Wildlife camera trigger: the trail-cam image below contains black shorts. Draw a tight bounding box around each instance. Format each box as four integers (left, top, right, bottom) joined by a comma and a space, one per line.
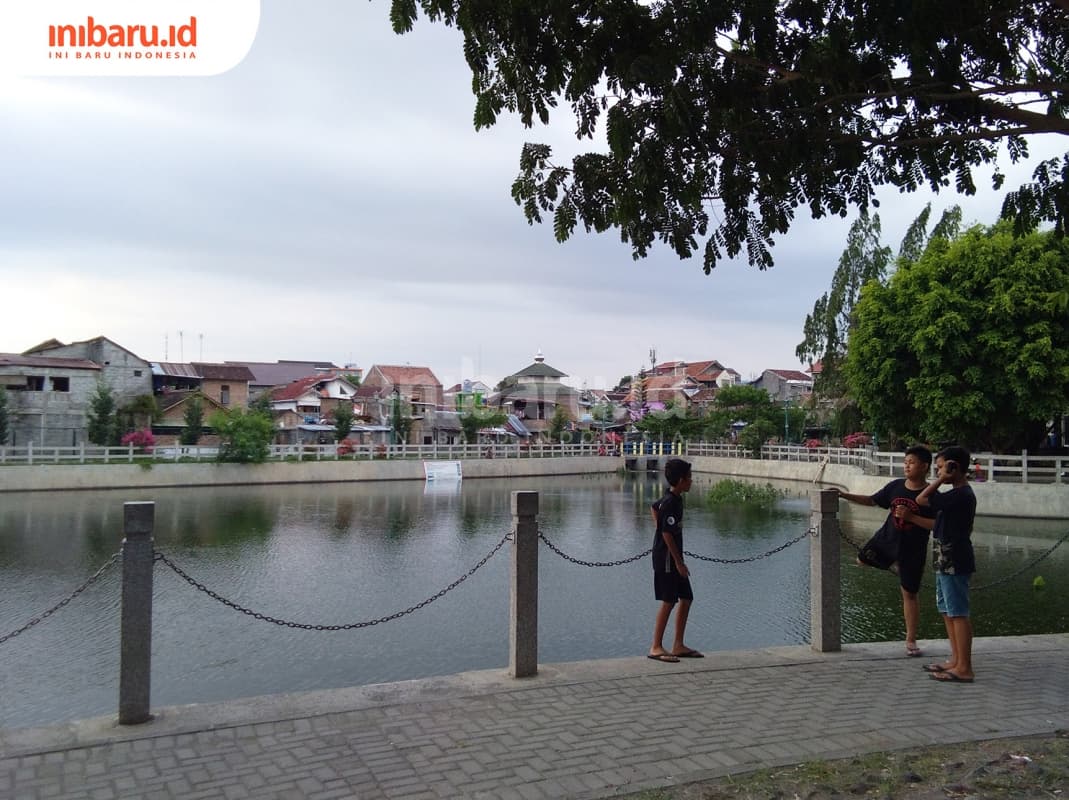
654, 571, 694, 604
897, 534, 929, 594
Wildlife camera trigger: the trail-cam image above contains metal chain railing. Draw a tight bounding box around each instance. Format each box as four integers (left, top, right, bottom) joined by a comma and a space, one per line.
837, 527, 869, 551
685, 527, 816, 564
153, 530, 512, 630
5, 525, 1064, 646
973, 528, 1069, 592
538, 532, 652, 567
0, 552, 121, 645
838, 525, 1069, 592
538, 526, 816, 567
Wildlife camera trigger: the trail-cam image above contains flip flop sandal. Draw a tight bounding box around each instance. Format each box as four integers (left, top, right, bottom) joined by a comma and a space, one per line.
647, 653, 680, 663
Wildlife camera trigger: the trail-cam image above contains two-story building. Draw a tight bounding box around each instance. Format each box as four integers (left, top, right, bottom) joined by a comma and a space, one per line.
752, 368, 815, 403
359, 365, 444, 445
0, 353, 101, 446
652, 359, 742, 390
489, 351, 580, 440
225, 359, 344, 402
626, 373, 704, 409
3, 336, 154, 446
25, 336, 153, 401
190, 363, 256, 409
269, 372, 363, 444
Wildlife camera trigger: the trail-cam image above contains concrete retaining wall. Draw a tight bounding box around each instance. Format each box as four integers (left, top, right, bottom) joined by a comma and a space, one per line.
687, 455, 1069, 520
0, 456, 621, 493
3, 454, 1067, 519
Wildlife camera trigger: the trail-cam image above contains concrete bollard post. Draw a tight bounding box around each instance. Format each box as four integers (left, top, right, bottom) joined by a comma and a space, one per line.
509, 491, 539, 678
119, 501, 155, 724
810, 488, 841, 653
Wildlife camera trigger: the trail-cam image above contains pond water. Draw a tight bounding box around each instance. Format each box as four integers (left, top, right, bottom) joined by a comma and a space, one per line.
1, 473, 1066, 729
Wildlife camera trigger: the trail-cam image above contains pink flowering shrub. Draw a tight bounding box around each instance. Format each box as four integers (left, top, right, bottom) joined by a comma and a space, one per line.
803, 438, 823, 449
843, 432, 871, 448
121, 429, 156, 452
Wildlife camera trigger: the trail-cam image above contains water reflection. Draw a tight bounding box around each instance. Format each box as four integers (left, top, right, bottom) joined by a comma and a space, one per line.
0, 473, 1066, 730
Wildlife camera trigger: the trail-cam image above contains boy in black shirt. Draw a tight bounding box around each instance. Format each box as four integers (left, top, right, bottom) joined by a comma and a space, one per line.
838, 445, 935, 657
648, 458, 702, 662
900, 445, 978, 683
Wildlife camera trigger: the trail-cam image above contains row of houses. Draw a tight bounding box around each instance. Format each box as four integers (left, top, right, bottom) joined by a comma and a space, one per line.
0, 336, 816, 447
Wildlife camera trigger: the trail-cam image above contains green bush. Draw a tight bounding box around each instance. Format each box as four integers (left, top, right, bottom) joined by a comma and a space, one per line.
705, 479, 782, 510
208, 408, 274, 463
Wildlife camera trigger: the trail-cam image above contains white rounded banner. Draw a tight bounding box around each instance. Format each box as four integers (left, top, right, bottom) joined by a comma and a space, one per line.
1, 0, 260, 76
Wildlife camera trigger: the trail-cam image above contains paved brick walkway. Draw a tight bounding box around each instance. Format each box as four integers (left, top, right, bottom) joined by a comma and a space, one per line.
2, 635, 1067, 799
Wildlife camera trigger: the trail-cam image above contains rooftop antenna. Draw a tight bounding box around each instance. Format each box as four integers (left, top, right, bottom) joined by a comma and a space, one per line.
178, 330, 184, 362
649, 346, 657, 372
164, 333, 168, 361
199, 333, 203, 362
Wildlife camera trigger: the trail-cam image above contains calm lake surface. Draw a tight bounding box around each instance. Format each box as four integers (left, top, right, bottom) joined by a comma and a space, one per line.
1, 473, 1066, 729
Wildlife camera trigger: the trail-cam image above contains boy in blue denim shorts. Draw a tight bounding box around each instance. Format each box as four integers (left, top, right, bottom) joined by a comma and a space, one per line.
898, 445, 977, 682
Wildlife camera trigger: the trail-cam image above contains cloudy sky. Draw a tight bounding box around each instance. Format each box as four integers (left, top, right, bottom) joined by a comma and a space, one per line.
1, 3, 1062, 391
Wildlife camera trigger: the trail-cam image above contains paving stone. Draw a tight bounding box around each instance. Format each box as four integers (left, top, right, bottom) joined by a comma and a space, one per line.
2, 642, 1067, 800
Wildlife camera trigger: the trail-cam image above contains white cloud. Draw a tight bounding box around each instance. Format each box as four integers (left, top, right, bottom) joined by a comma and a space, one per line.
1, 1, 1063, 390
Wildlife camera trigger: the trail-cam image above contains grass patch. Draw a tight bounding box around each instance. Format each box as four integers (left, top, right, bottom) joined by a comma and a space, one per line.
619, 733, 1069, 799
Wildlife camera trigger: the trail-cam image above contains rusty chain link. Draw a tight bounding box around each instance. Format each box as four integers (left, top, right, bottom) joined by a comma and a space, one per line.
0, 552, 121, 646
153, 531, 512, 630
538, 527, 816, 567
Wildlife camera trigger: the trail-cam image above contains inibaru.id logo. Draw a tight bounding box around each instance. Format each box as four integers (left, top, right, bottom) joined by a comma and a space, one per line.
49, 16, 198, 50
3, 0, 259, 77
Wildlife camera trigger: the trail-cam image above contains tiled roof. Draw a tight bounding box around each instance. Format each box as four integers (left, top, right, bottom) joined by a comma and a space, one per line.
491, 383, 578, 403
0, 353, 100, 370
154, 362, 201, 378
27, 335, 148, 363
353, 384, 384, 399
192, 362, 256, 381
371, 365, 442, 386
625, 374, 699, 402
690, 388, 719, 403
156, 390, 224, 413
226, 360, 340, 387
271, 373, 338, 402
426, 410, 463, 431
509, 361, 567, 379
22, 338, 65, 354
685, 360, 723, 375
769, 369, 813, 382
653, 359, 726, 378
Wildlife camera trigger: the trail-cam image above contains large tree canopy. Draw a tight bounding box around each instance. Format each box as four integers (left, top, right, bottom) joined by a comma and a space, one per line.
796, 203, 963, 396
391, 1, 1069, 271
844, 221, 1069, 452
796, 210, 890, 394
